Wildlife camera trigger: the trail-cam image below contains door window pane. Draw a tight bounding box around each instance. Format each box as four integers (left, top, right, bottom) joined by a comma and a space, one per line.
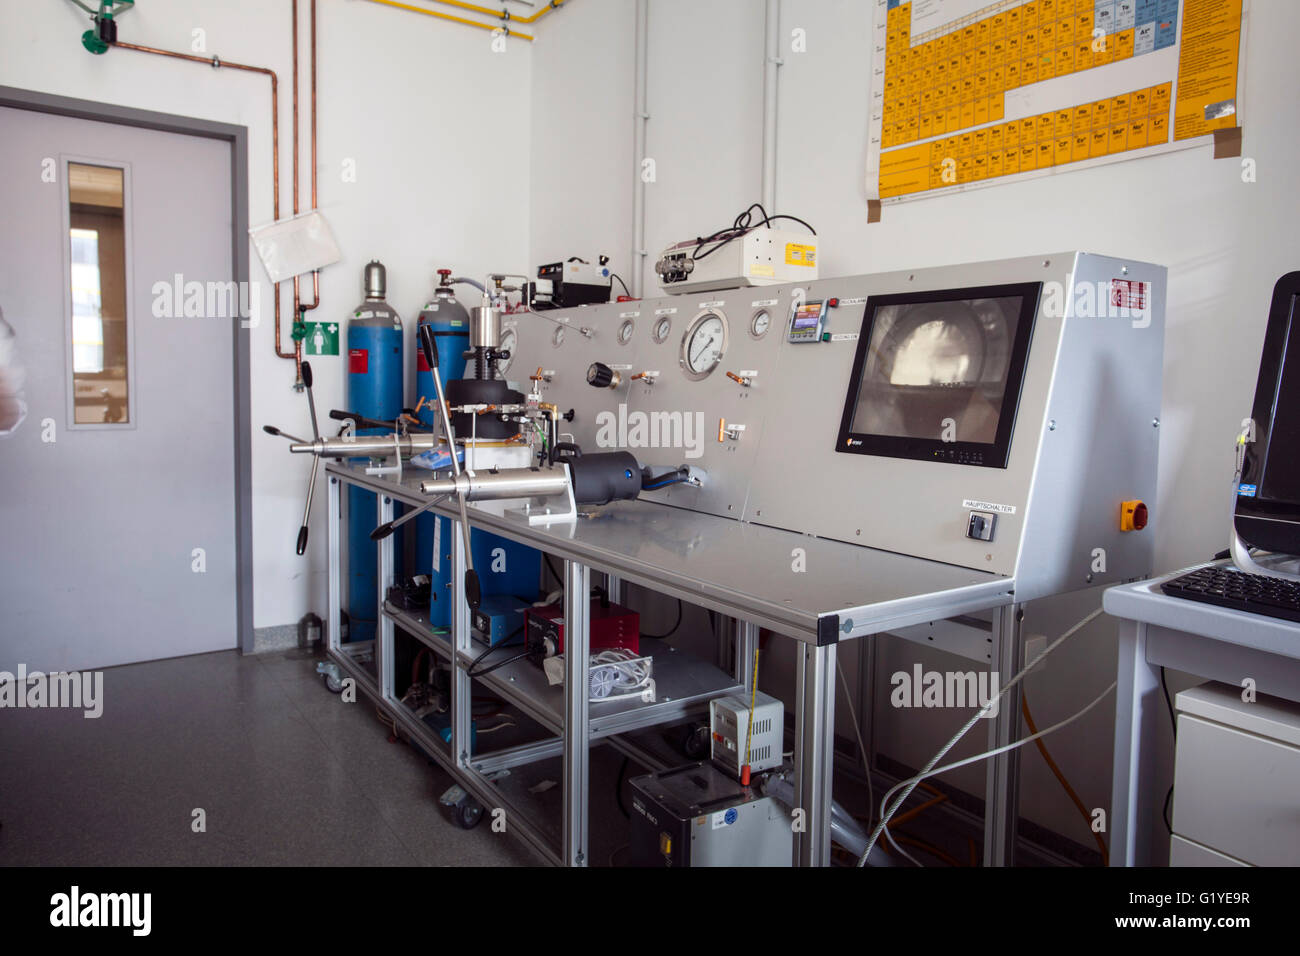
68, 162, 128, 425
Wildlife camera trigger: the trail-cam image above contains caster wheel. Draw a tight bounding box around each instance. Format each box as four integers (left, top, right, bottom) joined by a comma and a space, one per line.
455, 798, 484, 830
323, 672, 344, 694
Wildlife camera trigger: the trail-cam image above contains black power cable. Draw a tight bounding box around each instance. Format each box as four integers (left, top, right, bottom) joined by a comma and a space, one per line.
466, 626, 528, 679
1160, 666, 1177, 834
609, 273, 632, 298
642, 598, 683, 641
692, 203, 816, 264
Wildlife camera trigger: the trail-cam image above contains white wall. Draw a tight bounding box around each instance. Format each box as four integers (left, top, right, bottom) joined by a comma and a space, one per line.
529, 0, 1300, 854
1, 0, 533, 630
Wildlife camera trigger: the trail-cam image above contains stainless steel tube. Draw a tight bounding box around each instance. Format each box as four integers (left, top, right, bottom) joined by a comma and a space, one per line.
289, 434, 438, 457
419, 469, 569, 501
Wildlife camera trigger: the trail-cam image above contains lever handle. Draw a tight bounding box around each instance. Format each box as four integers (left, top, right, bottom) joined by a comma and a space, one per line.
296, 525, 309, 556
465, 569, 481, 612
420, 323, 439, 371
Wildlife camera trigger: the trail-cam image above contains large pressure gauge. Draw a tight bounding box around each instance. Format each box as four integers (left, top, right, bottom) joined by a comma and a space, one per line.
680, 309, 728, 380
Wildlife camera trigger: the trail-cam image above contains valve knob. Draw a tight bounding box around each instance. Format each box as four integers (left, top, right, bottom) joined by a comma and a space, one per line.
587, 362, 618, 389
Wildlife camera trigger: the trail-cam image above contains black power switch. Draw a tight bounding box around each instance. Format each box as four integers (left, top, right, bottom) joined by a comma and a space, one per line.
967, 511, 996, 542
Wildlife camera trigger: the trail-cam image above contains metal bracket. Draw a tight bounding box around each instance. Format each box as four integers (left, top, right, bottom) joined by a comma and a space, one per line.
504, 462, 579, 526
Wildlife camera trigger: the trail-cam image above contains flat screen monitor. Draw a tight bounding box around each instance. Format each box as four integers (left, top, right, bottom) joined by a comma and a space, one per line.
835, 283, 1041, 468
1235, 272, 1300, 554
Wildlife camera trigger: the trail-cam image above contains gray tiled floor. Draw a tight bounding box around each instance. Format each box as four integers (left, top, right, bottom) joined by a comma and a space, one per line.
0, 648, 545, 866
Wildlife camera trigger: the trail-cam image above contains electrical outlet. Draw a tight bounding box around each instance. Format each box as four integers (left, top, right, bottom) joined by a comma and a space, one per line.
1023, 635, 1048, 673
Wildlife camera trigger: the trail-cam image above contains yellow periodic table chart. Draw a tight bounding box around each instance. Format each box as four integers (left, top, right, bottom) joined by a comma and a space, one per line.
868, 0, 1246, 201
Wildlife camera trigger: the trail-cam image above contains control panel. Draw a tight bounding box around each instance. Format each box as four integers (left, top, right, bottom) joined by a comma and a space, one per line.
787, 298, 829, 343
504, 252, 1166, 601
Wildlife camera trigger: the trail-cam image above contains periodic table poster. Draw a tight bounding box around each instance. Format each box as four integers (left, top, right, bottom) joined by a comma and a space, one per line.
868, 0, 1246, 202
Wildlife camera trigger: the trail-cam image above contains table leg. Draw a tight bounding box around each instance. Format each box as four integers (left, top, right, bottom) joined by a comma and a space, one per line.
795, 641, 836, 866
1111, 619, 1160, 865
562, 559, 591, 866
984, 603, 1023, 866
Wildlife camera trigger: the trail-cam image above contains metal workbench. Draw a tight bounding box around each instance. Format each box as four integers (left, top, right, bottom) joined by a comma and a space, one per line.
323, 461, 1023, 866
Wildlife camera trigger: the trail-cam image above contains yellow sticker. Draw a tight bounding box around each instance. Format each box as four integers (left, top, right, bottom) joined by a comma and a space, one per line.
785, 243, 817, 267
750, 263, 776, 277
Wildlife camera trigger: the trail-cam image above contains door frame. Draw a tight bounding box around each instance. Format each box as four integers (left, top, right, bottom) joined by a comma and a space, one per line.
0, 85, 255, 654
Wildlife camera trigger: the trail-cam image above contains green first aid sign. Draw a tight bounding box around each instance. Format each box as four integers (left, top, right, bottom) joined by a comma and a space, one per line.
304, 321, 340, 356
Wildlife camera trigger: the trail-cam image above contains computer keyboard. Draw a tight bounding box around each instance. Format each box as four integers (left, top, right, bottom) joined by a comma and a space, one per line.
1162, 565, 1300, 624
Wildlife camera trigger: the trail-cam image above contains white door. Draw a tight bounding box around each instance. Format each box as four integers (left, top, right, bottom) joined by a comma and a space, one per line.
0, 105, 238, 672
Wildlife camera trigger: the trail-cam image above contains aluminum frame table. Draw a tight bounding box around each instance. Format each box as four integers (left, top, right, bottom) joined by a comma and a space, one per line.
323, 462, 1024, 866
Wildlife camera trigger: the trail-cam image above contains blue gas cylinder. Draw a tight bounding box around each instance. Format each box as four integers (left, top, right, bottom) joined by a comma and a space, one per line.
415, 270, 470, 426
346, 260, 403, 645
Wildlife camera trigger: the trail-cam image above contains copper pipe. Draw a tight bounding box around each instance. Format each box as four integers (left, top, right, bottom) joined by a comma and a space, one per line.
302, 0, 321, 313
111, 40, 298, 367
293, 0, 322, 319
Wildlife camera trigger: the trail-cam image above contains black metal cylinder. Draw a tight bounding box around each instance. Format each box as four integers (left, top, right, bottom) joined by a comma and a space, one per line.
566, 451, 642, 505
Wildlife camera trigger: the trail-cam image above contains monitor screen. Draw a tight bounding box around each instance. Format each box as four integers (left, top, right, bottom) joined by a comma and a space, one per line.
1236, 278, 1300, 555
836, 283, 1040, 468
791, 302, 822, 331
1258, 295, 1300, 503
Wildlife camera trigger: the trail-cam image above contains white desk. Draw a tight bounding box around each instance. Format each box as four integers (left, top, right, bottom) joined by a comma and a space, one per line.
1105, 562, 1300, 866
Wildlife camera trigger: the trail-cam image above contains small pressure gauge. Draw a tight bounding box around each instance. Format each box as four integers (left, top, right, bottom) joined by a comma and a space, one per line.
552, 326, 566, 348
750, 308, 772, 339
618, 318, 636, 345
498, 328, 517, 373
652, 315, 672, 344
680, 310, 728, 380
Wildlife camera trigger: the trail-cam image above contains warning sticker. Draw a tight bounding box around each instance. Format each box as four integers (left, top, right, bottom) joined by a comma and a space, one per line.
349, 349, 369, 374
785, 243, 817, 267
1111, 279, 1149, 312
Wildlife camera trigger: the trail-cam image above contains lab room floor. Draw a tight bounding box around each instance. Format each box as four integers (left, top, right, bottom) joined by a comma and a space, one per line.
0, 648, 581, 866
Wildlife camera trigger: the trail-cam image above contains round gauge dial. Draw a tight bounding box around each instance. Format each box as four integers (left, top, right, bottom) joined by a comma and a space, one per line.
680, 310, 728, 380
498, 328, 517, 374
618, 318, 636, 345
750, 308, 772, 339
652, 316, 672, 344
552, 326, 566, 348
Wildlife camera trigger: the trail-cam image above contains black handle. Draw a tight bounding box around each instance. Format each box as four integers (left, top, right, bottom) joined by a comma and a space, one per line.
370, 521, 396, 542
587, 362, 614, 388
264, 425, 282, 437
328, 409, 393, 432
420, 323, 439, 371
301, 360, 314, 390
296, 526, 309, 556
465, 569, 481, 612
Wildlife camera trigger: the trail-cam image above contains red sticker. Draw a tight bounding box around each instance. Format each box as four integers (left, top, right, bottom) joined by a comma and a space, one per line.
1111, 279, 1148, 311
417, 351, 430, 372
349, 349, 369, 374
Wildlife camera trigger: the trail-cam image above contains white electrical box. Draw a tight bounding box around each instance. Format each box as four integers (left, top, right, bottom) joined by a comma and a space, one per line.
710, 691, 784, 778
655, 227, 819, 295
